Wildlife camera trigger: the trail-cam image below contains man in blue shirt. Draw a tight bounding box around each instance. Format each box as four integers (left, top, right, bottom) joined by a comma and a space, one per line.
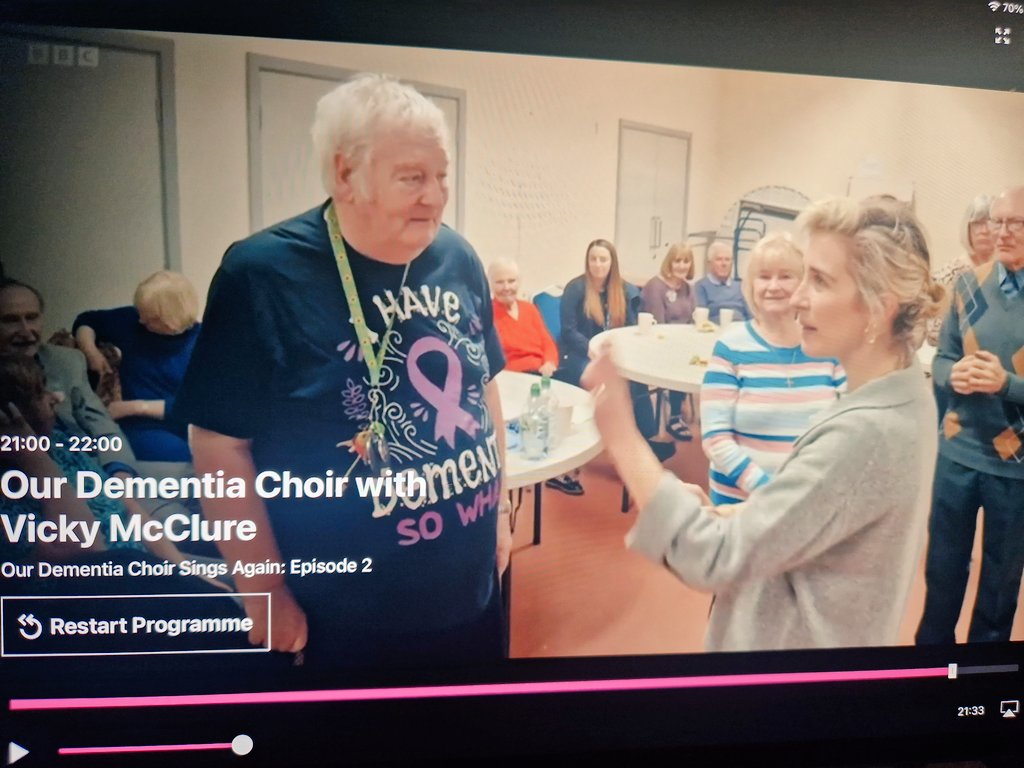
695, 243, 751, 324
175, 74, 511, 670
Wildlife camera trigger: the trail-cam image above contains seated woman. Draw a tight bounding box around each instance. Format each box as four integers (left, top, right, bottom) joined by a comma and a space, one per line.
551, 239, 665, 495
642, 243, 696, 441
0, 355, 229, 592
584, 197, 943, 650
489, 258, 559, 376
558, 239, 639, 386
73, 271, 201, 471
700, 233, 845, 505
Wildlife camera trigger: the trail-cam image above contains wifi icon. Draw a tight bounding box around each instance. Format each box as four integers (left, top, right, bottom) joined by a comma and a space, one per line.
990, 0, 1001, 9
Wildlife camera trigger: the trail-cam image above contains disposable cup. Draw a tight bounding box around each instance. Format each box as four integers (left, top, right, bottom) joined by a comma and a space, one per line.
550, 405, 574, 448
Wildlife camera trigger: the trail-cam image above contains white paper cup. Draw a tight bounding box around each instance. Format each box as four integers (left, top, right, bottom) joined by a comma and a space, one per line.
550, 405, 574, 448
638, 312, 656, 335
693, 307, 709, 326
719, 308, 734, 327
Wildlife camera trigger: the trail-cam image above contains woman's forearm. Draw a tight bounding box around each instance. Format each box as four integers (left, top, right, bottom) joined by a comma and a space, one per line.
108, 399, 165, 421
74, 325, 103, 359
604, 429, 667, 510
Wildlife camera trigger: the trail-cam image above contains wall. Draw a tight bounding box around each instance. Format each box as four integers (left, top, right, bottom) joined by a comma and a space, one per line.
713, 70, 1024, 270
162, 32, 722, 302
156, 30, 1024, 304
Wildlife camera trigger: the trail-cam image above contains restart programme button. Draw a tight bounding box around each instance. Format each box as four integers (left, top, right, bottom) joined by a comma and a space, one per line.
1, 593, 268, 657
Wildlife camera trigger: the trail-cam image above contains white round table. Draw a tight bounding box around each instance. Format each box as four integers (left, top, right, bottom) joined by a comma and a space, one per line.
495, 370, 602, 545
589, 324, 723, 393
496, 370, 593, 425
590, 325, 937, 385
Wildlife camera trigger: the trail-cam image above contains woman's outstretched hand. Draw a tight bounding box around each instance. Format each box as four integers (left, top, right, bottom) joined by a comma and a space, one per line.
581, 343, 640, 443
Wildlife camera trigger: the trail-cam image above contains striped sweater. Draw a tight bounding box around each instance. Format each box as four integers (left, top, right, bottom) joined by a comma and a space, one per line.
700, 321, 846, 504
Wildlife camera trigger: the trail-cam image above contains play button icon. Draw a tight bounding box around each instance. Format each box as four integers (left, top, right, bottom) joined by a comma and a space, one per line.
7, 742, 29, 765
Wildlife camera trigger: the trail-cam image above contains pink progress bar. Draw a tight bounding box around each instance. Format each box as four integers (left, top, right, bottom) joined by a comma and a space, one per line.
11, 666, 948, 711
59, 743, 231, 755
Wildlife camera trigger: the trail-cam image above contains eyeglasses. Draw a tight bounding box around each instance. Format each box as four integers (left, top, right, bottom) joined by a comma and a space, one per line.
987, 217, 1024, 234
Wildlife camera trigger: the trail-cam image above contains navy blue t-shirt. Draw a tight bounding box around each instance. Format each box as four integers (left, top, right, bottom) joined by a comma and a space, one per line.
174, 202, 506, 658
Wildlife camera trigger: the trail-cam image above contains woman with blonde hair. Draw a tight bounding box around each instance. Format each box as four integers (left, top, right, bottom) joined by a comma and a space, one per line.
642, 244, 697, 440
642, 243, 696, 325
583, 197, 944, 650
74, 270, 201, 465
700, 232, 845, 504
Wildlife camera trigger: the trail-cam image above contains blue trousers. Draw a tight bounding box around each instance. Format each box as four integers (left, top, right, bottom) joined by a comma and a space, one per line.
916, 453, 1024, 644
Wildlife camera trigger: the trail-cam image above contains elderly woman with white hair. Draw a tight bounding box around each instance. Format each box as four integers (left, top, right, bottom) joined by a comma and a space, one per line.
584, 197, 944, 651
488, 257, 559, 376
699, 233, 845, 505
174, 73, 510, 668
74, 270, 201, 465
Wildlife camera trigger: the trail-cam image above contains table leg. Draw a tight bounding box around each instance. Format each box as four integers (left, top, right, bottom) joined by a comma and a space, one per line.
501, 558, 511, 657
532, 481, 542, 546
508, 489, 523, 534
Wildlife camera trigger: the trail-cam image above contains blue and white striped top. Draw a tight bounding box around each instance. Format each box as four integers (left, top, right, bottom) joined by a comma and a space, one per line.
700, 321, 846, 504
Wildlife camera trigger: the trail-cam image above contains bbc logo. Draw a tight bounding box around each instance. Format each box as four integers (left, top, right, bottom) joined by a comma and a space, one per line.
26, 43, 100, 67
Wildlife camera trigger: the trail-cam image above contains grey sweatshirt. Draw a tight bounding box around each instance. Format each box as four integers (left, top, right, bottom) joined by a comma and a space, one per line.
627, 361, 937, 651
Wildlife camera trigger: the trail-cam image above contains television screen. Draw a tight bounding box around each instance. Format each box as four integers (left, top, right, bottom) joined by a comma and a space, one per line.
1, 1, 1022, 765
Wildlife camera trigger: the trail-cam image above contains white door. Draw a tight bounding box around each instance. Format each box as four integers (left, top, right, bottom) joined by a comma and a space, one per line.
615, 122, 690, 283
0, 31, 171, 332
653, 131, 690, 262
615, 126, 658, 280
251, 57, 463, 233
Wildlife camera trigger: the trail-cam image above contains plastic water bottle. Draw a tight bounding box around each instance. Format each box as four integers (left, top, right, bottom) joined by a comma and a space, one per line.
520, 382, 549, 460
505, 418, 521, 452
539, 375, 560, 448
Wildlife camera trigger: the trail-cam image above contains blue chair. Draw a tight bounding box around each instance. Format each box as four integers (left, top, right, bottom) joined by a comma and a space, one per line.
532, 287, 562, 344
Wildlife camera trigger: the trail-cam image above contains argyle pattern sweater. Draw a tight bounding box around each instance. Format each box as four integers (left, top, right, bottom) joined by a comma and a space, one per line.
935, 261, 1024, 478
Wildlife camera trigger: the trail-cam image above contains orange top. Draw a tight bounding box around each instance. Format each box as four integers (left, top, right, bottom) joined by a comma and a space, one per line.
493, 299, 559, 373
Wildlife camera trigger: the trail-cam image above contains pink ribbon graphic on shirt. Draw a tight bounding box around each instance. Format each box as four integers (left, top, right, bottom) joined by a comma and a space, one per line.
407, 337, 480, 449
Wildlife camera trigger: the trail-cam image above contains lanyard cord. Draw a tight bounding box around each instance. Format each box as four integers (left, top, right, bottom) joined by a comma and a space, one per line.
324, 205, 409, 393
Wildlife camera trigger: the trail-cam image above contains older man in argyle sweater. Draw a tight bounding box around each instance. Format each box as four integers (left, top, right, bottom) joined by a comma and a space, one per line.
917, 186, 1024, 644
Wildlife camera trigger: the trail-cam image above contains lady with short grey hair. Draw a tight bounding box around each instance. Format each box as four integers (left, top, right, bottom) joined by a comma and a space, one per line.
927, 194, 994, 345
